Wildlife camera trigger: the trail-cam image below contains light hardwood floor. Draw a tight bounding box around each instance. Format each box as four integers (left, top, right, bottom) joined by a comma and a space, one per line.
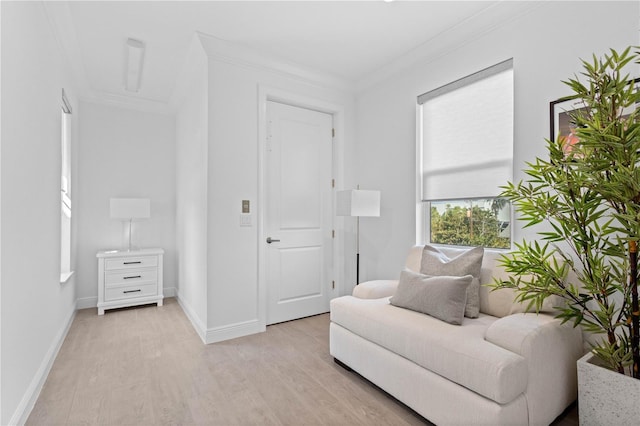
27, 298, 578, 425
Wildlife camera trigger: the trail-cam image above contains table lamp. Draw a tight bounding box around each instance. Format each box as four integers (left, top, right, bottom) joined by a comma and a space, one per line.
110, 198, 150, 251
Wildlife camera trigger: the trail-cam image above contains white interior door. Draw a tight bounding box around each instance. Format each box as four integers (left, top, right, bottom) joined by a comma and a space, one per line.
266, 101, 333, 325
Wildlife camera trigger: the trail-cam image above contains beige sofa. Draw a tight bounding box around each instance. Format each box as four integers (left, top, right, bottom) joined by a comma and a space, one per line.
330, 246, 584, 425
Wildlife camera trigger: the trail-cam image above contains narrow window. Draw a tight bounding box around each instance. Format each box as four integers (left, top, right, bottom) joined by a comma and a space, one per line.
417, 60, 513, 249
60, 89, 73, 283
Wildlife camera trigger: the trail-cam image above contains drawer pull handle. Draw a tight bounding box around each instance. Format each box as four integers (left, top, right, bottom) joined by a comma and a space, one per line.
123, 289, 142, 294
123, 261, 142, 265
124, 275, 142, 280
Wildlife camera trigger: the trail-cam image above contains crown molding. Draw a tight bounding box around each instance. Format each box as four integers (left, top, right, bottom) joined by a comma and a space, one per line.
196, 31, 355, 94
356, 1, 543, 93
42, 1, 354, 115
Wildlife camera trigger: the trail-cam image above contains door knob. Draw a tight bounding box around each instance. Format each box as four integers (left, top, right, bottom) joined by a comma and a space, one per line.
266, 237, 280, 244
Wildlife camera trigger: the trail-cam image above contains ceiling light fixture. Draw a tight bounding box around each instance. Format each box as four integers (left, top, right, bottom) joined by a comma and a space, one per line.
125, 38, 145, 92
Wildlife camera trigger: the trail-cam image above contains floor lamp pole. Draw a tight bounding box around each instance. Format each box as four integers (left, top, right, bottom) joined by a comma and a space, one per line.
356, 215, 360, 285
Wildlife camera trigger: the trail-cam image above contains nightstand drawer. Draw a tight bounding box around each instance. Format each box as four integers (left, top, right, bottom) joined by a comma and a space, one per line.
105, 256, 158, 270
105, 283, 158, 302
105, 269, 157, 286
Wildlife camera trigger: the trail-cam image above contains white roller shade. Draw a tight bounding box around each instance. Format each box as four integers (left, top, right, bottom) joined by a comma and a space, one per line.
419, 60, 513, 201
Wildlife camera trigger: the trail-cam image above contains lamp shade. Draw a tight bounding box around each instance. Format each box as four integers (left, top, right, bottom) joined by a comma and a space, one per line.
336, 190, 380, 217
110, 198, 150, 220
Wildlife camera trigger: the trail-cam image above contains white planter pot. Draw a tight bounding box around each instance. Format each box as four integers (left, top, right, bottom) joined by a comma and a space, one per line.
577, 352, 640, 426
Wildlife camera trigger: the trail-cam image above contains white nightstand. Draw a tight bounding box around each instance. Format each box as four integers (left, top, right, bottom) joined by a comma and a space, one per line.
96, 248, 164, 315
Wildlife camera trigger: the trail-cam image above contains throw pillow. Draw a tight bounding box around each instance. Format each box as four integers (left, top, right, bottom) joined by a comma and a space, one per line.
420, 245, 484, 318
390, 269, 472, 325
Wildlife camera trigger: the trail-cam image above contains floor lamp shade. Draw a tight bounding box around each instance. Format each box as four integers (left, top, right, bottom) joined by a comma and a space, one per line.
336, 190, 380, 217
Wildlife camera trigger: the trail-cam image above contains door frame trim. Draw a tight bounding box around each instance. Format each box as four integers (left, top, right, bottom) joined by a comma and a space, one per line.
257, 86, 346, 329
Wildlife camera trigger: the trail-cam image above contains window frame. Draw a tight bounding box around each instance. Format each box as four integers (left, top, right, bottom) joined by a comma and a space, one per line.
60, 89, 74, 283
416, 61, 514, 249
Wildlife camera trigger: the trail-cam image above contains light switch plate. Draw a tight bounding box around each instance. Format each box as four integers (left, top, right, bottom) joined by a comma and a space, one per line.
242, 200, 250, 213
240, 214, 252, 227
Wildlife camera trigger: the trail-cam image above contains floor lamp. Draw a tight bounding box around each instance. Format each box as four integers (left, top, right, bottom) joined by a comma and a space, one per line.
337, 189, 381, 285
110, 198, 150, 251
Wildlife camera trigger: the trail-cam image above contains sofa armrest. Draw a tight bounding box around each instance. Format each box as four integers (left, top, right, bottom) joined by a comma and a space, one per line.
485, 313, 584, 425
352, 280, 399, 299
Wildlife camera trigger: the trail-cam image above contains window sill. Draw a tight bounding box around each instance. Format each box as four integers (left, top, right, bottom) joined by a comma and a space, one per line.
60, 271, 75, 284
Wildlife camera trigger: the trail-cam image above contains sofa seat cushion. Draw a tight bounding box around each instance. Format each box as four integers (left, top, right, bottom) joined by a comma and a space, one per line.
330, 296, 528, 404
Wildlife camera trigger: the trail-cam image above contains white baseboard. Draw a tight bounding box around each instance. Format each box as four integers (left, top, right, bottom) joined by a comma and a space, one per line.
175, 290, 265, 344
10, 307, 76, 426
163, 286, 177, 297
205, 319, 265, 344
75, 296, 97, 310
176, 290, 207, 344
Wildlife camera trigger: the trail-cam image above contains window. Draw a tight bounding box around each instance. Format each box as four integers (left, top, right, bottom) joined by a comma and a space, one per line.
428, 198, 510, 248
60, 89, 73, 283
417, 60, 513, 249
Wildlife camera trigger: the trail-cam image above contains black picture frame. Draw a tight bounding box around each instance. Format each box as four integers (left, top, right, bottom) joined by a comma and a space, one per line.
550, 97, 583, 144
550, 78, 640, 145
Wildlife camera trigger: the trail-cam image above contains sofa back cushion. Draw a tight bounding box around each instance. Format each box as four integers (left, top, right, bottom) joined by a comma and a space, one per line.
478, 250, 517, 317
404, 246, 517, 318
480, 250, 567, 316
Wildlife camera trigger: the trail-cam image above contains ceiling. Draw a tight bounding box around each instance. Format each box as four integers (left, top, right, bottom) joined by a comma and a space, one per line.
45, 1, 540, 112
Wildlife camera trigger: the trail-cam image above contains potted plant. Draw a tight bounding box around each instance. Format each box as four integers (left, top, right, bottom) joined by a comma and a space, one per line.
493, 47, 640, 424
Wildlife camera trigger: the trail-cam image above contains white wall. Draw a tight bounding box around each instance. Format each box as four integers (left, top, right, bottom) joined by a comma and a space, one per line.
175, 36, 209, 337
199, 35, 356, 340
355, 0, 640, 281
76, 102, 177, 306
1, 2, 78, 424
